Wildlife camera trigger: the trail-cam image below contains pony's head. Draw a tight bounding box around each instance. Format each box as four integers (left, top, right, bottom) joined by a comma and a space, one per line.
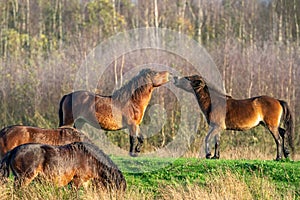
174, 75, 206, 93
113, 68, 171, 103
139, 68, 171, 87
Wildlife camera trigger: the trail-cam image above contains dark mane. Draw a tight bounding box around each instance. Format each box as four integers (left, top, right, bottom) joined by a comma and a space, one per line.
201, 78, 230, 99
112, 69, 154, 104
58, 127, 92, 143
62, 142, 125, 189
68, 142, 119, 170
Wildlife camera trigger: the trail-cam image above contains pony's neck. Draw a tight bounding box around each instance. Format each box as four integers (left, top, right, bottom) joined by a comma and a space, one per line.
193, 86, 211, 123
131, 84, 154, 104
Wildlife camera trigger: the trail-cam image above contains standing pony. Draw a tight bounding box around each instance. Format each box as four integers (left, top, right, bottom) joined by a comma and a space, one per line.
0, 125, 91, 158
0, 142, 126, 190
174, 75, 294, 160
58, 68, 171, 157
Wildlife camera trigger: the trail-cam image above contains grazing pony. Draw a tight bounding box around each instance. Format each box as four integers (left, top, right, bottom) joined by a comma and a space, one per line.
0, 142, 126, 190
174, 75, 294, 160
0, 125, 91, 158
58, 68, 171, 156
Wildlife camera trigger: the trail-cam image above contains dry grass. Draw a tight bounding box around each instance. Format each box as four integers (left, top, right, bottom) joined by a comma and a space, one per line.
159, 170, 295, 200
183, 131, 300, 161
0, 169, 296, 200
0, 179, 152, 200
184, 146, 300, 161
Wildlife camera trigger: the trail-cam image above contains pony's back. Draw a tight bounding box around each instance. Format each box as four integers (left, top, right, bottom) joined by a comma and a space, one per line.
0, 125, 91, 157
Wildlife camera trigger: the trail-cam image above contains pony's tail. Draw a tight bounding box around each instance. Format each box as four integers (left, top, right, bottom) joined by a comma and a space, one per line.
58, 94, 68, 127
279, 100, 295, 158
0, 151, 12, 184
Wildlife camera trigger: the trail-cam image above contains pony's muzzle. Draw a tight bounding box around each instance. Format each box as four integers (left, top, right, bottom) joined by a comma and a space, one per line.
173, 76, 181, 85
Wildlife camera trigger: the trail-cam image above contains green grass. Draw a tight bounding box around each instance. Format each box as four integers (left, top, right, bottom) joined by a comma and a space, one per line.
112, 157, 300, 198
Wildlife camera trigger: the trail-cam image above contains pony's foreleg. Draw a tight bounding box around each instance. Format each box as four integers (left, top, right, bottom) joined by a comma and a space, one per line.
128, 125, 139, 157
135, 126, 144, 153
129, 135, 137, 157
205, 126, 220, 159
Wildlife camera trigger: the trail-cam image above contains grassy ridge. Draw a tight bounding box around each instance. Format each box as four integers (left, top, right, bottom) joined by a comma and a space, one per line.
113, 157, 300, 198
0, 157, 299, 199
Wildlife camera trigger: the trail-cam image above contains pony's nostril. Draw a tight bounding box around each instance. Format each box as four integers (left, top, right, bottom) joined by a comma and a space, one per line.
173, 76, 179, 83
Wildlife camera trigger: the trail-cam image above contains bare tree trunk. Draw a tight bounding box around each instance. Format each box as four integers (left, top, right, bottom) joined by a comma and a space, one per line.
120, 54, 124, 86
239, 0, 245, 42
114, 59, 118, 86
294, 0, 299, 45
12, 0, 18, 29
2, 2, 8, 57
272, 1, 277, 41
154, 0, 158, 28
197, 0, 203, 44
278, 0, 283, 43
177, 0, 187, 33
26, 0, 30, 54
112, 0, 117, 32
58, 0, 63, 49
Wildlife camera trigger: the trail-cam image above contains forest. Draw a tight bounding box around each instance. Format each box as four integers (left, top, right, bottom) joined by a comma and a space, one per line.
0, 0, 299, 159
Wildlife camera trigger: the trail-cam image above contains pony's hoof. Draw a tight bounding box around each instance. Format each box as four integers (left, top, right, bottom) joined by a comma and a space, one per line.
135, 146, 142, 153
129, 152, 138, 157
275, 156, 282, 161
205, 153, 211, 159
211, 156, 220, 159
284, 149, 290, 158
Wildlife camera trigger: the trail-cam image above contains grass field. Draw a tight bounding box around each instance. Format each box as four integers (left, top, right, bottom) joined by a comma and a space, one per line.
0, 157, 299, 200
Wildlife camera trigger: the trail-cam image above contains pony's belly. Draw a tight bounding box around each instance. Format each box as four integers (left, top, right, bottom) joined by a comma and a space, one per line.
225, 115, 261, 131
95, 110, 123, 130
98, 121, 123, 131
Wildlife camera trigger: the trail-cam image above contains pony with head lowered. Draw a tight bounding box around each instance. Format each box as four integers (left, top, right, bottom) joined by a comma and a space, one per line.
174, 75, 294, 160
58, 68, 171, 157
0, 142, 126, 190
0, 125, 91, 158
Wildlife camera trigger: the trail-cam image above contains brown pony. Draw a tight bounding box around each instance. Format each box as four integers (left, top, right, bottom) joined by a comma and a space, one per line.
58, 68, 171, 157
0, 125, 91, 158
0, 142, 126, 190
174, 75, 294, 160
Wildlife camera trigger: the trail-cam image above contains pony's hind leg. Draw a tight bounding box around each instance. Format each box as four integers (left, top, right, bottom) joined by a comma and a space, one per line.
14, 172, 38, 189
268, 126, 283, 160
212, 134, 220, 159
279, 127, 289, 158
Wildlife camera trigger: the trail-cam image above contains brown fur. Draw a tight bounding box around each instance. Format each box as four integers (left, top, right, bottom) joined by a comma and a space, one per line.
58, 68, 170, 156
0, 142, 126, 190
0, 125, 91, 158
174, 75, 294, 160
